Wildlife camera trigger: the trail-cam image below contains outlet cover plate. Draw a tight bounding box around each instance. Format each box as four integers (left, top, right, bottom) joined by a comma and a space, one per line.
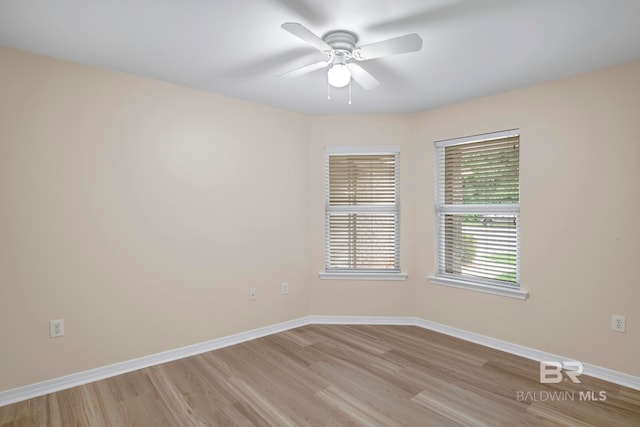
612, 314, 626, 333
50, 319, 64, 338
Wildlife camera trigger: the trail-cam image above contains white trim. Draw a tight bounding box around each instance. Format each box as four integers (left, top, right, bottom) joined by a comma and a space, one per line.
324, 147, 402, 273
434, 132, 521, 291
437, 204, 520, 214
414, 318, 640, 391
319, 271, 408, 281
308, 315, 416, 325
429, 275, 528, 300
328, 205, 398, 213
434, 129, 519, 148
0, 317, 310, 408
583, 364, 640, 390
325, 145, 400, 155
2, 315, 637, 407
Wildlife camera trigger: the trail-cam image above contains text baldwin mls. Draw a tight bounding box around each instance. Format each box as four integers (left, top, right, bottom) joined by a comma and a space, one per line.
517, 390, 607, 402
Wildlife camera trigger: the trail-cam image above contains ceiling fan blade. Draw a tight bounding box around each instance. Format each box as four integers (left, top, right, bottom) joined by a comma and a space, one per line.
354, 33, 423, 61
347, 63, 380, 90
281, 22, 332, 52
277, 60, 330, 78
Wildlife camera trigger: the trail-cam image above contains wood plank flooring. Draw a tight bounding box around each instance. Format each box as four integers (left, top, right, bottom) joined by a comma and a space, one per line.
1, 325, 639, 426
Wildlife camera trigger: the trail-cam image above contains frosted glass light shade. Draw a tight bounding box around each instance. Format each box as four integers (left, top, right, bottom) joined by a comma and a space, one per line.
327, 63, 351, 88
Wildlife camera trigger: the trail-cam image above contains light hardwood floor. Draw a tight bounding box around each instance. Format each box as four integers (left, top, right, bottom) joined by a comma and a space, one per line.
1, 325, 639, 426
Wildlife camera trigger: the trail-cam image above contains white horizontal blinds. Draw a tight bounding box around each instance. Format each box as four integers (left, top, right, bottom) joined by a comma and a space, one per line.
326, 148, 400, 272
328, 214, 398, 270
435, 130, 520, 287
329, 155, 397, 205
440, 213, 519, 284
442, 136, 520, 205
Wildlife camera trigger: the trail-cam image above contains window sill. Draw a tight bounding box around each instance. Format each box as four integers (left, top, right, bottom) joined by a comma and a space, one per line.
428, 276, 528, 300
320, 271, 408, 281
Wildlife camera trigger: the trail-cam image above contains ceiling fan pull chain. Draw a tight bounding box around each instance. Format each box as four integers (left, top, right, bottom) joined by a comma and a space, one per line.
327, 79, 331, 101
349, 79, 352, 105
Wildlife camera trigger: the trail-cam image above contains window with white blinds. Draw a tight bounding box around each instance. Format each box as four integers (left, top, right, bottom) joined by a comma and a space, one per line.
325, 146, 400, 273
435, 130, 520, 289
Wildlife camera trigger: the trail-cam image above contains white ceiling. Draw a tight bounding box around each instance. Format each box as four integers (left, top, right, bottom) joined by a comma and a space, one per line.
1, 0, 640, 115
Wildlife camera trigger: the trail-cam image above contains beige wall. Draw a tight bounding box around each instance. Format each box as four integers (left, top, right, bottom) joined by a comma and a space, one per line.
0, 47, 310, 391
413, 60, 640, 376
1, 44, 639, 392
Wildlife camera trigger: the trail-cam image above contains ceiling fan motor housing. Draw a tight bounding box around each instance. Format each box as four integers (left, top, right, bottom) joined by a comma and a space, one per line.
323, 30, 358, 54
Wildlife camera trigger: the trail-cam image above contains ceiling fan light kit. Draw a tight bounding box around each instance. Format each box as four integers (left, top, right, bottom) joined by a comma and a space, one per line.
324, 31, 357, 88
327, 57, 350, 88
279, 22, 423, 102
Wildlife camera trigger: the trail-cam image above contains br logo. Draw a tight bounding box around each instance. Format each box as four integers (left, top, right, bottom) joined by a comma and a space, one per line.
539, 361, 584, 384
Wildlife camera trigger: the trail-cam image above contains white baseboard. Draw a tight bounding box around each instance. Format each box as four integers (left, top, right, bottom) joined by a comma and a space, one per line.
308, 315, 416, 326
1, 315, 638, 407
0, 316, 310, 407
413, 318, 640, 391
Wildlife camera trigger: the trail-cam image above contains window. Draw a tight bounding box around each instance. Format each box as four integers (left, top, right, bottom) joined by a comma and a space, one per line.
430, 130, 526, 299
321, 146, 405, 280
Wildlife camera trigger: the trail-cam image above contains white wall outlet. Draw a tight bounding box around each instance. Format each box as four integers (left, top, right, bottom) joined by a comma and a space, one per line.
282, 282, 289, 295
249, 288, 257, 301
612, 314, 626, 333
50, 319, 64, 338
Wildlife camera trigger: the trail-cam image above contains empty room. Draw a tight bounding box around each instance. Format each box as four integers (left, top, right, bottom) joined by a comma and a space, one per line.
1, 0, 639, 425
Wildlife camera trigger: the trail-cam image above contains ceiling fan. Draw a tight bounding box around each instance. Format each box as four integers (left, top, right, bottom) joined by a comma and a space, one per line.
278, 22, 423, 90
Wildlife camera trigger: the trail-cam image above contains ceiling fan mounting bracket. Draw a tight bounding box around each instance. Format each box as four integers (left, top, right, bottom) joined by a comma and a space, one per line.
323, 30, 358, 53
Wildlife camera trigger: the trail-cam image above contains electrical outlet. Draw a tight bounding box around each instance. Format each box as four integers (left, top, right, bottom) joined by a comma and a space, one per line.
50, 319, 64, 338
612, 314, 626, 333
249, 288, 257, 301
282, 282, 289, 295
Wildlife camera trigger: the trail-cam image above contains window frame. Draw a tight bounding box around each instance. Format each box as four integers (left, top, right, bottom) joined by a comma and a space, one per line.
320, 145, 407, 281
428, 130, 527, 299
